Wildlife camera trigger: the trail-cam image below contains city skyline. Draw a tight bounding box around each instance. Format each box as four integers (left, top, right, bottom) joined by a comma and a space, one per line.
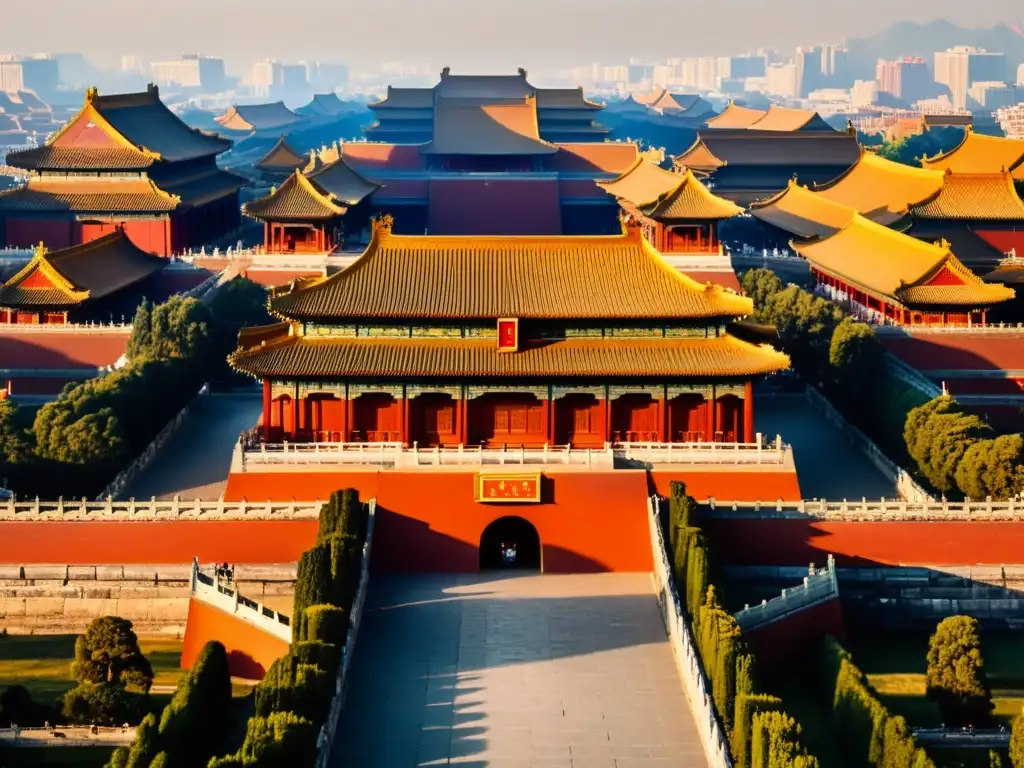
3, 0, 1022, 72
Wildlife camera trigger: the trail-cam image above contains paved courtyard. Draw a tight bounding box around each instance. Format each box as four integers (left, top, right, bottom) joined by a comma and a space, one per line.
755, 392, 898, 500
118, 391, 262, 500
332, 573, 707, 768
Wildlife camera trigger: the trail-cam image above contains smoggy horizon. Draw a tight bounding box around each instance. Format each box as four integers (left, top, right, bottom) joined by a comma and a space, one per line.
3, 0, 1023, 73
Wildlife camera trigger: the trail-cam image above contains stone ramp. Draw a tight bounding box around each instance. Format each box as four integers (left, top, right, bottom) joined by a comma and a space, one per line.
331, 573, 708, 768
118, 392, 262, 500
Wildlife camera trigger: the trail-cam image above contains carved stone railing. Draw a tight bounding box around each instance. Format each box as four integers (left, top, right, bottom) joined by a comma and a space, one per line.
876, 322, 1024, 336
317, 500, 376, 767
0, 725, 136, 746
705, 498, 1024, 521
96, 385, 208, 501
734, 555, 838, 632
0, 498, 320, 520
235, 438, 791, 472
647, 495, 732, 768
804, 386, 934, 503
190, 558, 291, 642
0, 321, 133, 334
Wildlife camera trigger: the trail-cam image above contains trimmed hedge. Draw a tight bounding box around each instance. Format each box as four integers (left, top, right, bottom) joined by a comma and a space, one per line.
664, 481, 819, 768
209, 489, 369, 768
751, 710, 819, 768
818, 636, 936, 768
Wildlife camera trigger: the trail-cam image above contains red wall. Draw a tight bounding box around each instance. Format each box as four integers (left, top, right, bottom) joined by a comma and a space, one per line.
975, 229, 1024, 256
706, 518, 1024, 567
428, 178, 562, 235
0, 520, 317, 564
743, 597, 846, 667
180, 598, 289, 680
225, 470, 654, 573
649, 470, 802, 502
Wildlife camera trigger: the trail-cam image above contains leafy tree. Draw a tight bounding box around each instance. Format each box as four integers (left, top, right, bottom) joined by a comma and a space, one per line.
0, 399, 33, 464
926, 616, 993, 727
1011, 707, 1024, 768
71, 616, 153, 692
741, 268, 785, 320
62, 682, 148, 725
829, 318, 883, 411
917, 411, 990, 495
955, 435, 1024, 501
127, 295, 214, 363
0, 684, 55, 726
991, 749, 1005, 768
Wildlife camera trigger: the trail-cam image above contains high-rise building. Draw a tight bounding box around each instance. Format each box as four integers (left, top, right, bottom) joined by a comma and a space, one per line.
766, 62, 799, 99
934, 46, 1006, 109
602, 65, 628, 84
820, 44, 850, 86
851, 79, 879, 107
0, 55, 58, 95
876, 57, 931, 104
305, 62, 349, 90
1017, 63, 1024, 86
150, 55, 226, 92
967, 81, 1018, 110
120, 55, 144, 75
794, 46, 821, 96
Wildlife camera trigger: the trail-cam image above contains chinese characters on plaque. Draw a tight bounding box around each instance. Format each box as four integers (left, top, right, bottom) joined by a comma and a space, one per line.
476, 473, 542, 503
497, 318, 519, 352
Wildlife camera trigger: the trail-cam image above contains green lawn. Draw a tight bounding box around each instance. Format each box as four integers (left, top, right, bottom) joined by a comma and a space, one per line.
848, 629, 1024, 727
0, 634, 183, 710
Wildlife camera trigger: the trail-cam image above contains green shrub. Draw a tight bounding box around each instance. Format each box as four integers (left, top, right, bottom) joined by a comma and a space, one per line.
751, 709, 819, 768
304, 604, 348, 644
926, 616, 994, 727
1010, 707, 1024, 768
292, 640, 341, 673
735, 694, 782, 768
62, 682, 148, 725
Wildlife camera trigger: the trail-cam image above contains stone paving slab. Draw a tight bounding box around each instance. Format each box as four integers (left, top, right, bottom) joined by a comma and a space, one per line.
331, 573, 708, 768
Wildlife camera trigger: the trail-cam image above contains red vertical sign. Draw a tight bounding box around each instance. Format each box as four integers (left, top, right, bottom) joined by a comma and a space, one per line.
497, 318, 519, 352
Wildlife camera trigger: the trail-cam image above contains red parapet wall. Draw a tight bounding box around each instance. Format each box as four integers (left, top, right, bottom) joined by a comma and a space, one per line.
239, 268, 325, 288
648, 469, 802, 502
0, 331, 129, 370
180, 598, 289, 680
742, 596, 846, 667
706, 518, 1024, 567
225, 470, 654, 573
0, 520, 318, 564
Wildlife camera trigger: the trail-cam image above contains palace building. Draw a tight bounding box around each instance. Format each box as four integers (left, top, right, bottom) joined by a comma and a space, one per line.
252, 136, 310, 183
230, 219, 789, 448
242, 158, 381, 253
0, 85, 246, 255
0, 229, 166, 324
673, 109, 861, 205
598, 158, 742, 255
795, 213, 1014, 326
214, 102, 304, 135
366, 68, 609, 144
921, 128, 1024, 181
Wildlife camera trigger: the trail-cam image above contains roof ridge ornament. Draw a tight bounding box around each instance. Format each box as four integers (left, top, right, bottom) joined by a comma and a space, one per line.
85, 87, 98, 104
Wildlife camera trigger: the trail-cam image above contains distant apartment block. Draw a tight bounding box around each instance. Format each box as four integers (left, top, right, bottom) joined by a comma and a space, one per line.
766, 61, 799, 99
305, 62, 349, 90
934, 46, 1006, 110
0, 55, 58, 95
150, 55, 226, 92
1018, 63, 1024, 86
241, 59, 308, 100
967, 81, 1019, 110
876, 57, 931, 104
795, 44, 848, 97
121, 54, 145, 75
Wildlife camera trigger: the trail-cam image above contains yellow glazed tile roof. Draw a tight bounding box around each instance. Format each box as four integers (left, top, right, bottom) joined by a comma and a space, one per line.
270, 221, 753, 321
814, 151, 945, 216
230, 333, 790, 380
747, 106, 832, 132
254, 136, 308, 171
243, 170, 346, 221
921, 129, 1024, 177
0, 229, 166, 308
596, 157, 682, 206
638, 169, 743, 221
749, 180, 859, 238
910, 172, 1024, 221
421, 98, 557, 156
793, 213, 1014, 308
705, 102, 767, 129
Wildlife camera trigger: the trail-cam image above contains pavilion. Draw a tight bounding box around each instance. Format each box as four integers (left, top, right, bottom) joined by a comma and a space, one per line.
215, 103, 304, 135
252, 136, 310, 182
230, 218, 789, 447
242, 157, 382, 253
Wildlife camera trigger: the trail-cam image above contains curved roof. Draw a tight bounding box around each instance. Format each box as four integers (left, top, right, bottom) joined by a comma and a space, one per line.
307, 157, 382, 205
673, 137, 726, 173
921, 129, 1024, 179
368, 86, 434, 110
638, 169, 743, 221
813, 151, 945, 216
243, 171, 346, 221
254, 136, 308, 171
230, 333, 789, 381
215, 102, 303, 132
0, 230, 166, 309
675, 131, 860, 170
706, 102, 767, 129
911, 172, 1024, 221
269, 220, 753, 321
748, 106, 833, 132
596, 157, 682, 205
421, 98, 556, 156
749, 180, 859, 238
792, 213, 1014, 308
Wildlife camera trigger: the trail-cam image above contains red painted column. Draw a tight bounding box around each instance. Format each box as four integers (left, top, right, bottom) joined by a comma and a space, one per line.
402, 395, 410, 447
461, 393, 470, 445
541, 398, 550, 446
262, 379, 272, 442
655, 397, 664, 442
605, 394, 613, 444
340, 397, 348, 443
744, 382, 755, 444
666, 396, 674, 443
345, 396, 355, 442
292, 393, 300, 441
548, 397, 557, 445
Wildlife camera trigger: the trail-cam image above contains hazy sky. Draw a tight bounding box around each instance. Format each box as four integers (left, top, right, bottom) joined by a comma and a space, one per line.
4, 0, 1022, 73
